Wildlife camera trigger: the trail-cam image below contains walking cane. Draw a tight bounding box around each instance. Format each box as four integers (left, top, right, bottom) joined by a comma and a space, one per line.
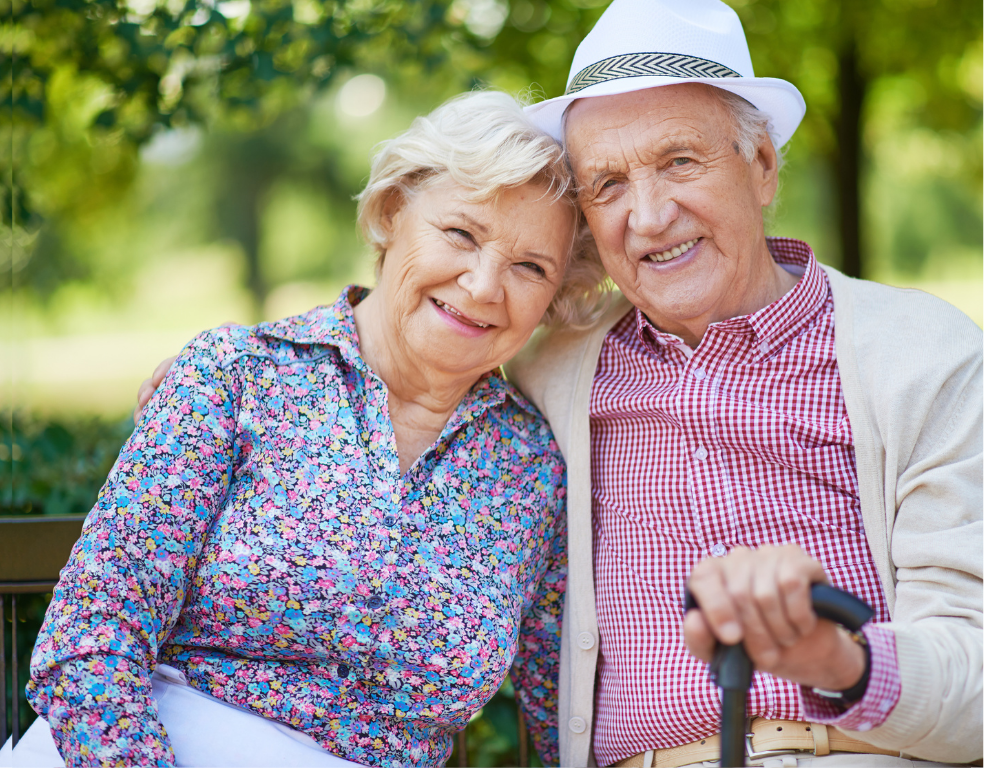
685, 583, 874, 767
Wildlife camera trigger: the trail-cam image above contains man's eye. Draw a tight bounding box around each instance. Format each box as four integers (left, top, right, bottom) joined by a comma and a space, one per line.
449, 228, 473, 241
600, 179, 618, 189
672, 157, 692, 166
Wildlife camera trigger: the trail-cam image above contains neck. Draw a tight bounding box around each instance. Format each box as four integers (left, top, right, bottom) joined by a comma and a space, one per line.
352, 293, 478, 420
656, 248, 799, 349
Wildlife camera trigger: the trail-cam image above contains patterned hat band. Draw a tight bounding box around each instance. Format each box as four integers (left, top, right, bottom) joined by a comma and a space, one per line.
566, 51, 741, 95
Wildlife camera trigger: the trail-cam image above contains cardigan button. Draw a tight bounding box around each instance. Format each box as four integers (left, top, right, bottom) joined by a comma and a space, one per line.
577, 632, 595, 650
568, 717, 586, 734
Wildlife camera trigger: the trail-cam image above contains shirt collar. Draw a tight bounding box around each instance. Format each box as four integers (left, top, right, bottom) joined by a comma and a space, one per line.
636, 237, 828, 352
256, 285, 543, 420
256, 284, 369, 370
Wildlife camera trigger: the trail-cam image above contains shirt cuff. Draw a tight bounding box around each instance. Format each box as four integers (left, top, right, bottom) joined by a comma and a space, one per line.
799, 624, 901, 731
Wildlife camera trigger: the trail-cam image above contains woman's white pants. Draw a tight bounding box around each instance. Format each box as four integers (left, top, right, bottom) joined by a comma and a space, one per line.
0, 665, 365, 767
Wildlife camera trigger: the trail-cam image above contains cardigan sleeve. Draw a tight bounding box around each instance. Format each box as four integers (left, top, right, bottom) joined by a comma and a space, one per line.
875, 341, 983, 762
829, 271, 984, 763
26, 330, 241, 768
509, 480, 567, 767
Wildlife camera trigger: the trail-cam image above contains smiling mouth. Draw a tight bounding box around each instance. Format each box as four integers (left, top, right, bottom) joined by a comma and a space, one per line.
432, 298, 491, 328
646, 238, 701, 263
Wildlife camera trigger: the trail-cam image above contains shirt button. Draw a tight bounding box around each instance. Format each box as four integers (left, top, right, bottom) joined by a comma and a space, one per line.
694, 447, 708, 461
693, 367, 706, 381
367, 595, 385, 610
337, 664, 350, 679
758, 341, 770, 355
710, 543, 727, 557
577, 632, 595, 650
568, 717, 586, 734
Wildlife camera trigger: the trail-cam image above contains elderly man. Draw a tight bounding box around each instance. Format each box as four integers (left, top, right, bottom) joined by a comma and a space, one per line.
508, 0, 982, 766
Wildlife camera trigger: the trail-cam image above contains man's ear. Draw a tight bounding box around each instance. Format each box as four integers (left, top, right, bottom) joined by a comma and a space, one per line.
753, 134, 780, 208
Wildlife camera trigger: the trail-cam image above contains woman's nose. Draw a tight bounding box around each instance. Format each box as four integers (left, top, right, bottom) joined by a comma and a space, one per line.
458, 255, 505, 304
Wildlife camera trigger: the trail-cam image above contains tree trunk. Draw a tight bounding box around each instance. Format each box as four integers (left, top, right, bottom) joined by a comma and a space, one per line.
835, 39, 865, 278
243, 178, 267, 322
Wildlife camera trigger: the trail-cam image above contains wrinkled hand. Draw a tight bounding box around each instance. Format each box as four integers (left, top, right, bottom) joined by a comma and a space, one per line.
683, 544, 865, 692
133, 356, 178, 425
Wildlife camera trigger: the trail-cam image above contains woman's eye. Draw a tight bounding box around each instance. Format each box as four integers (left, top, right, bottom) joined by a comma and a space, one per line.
520, 262, 546, 276
600, 179, 618, 189
672, 157, 692, 166
448, 228, 474, 242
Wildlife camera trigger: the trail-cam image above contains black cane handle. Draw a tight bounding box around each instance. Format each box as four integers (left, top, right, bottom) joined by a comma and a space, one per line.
808, 583, 874, 631
683, 582, 874, 767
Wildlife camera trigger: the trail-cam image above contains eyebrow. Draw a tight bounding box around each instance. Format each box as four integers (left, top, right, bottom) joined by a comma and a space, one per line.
448, 211, 490, 236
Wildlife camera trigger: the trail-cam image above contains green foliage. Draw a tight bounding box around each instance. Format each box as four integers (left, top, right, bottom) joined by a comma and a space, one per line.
0, 412, 133, 515
734, 0, 982, 152
3, 0, 466, 250
1, 413, 133, 736
3, 590, 52, 736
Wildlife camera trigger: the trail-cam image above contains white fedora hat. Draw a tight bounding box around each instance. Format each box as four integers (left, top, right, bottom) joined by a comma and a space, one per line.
525, 0, 805, 147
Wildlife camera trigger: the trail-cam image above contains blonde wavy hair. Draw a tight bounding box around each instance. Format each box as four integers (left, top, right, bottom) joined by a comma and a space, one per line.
356, 90, 609, 328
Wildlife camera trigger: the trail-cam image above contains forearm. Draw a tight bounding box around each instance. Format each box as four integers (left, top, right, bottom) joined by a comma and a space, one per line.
29, 655, 172, 767
839, 618, 982, 762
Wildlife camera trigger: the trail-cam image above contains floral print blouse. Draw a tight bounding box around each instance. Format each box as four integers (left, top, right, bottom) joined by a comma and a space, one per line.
28, 286, 567, 768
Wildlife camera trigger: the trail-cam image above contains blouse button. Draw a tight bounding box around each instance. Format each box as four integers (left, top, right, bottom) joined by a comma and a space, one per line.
694, 447, 708, 461
384, 516, 397, 526
577, 632, 595, 650
337, 664, 350, 679
710, 543, 728, 557
693, 367, 706, 381
568, 717, 586, 734
367, 595, 385, 610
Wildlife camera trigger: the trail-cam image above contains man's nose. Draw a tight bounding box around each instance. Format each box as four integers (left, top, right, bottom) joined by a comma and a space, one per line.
628, 181, 679, 237
458, 254, 506, 304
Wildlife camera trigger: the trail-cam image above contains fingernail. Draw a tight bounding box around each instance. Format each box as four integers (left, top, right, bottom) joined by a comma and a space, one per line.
719, 622, 741, 644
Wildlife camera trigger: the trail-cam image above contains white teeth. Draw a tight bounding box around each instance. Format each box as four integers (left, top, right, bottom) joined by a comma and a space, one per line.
648, 238, 698, 263
435, 299, 489, 328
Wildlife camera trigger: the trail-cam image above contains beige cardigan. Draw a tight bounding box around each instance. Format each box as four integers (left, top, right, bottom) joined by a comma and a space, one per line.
506, 266, 983, 766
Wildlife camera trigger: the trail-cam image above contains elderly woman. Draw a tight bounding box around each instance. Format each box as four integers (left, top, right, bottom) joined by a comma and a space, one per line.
7, 91, 606, 768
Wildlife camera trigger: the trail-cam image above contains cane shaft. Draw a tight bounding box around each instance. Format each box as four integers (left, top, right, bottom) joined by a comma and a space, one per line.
720, 689, 747, 767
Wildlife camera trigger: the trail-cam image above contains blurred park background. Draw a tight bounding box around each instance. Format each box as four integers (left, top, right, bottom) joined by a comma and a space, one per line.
1, 0, 982, 762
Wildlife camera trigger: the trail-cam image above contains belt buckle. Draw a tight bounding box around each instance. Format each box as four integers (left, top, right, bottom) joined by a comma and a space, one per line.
744, 726, 801, 764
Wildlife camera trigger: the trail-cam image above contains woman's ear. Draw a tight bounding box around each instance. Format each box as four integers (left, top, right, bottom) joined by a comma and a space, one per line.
379, 190, 403, 245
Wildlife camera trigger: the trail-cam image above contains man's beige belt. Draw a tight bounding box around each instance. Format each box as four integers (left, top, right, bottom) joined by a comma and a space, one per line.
612, 718, 900, 768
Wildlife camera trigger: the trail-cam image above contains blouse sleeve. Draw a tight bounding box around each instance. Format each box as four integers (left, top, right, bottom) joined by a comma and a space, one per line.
509, 477, 567, 767
26, 331, 241, 768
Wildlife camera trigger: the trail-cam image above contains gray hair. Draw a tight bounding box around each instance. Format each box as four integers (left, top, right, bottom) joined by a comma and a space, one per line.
356, 90, 609, 328
714, 87, 785, 216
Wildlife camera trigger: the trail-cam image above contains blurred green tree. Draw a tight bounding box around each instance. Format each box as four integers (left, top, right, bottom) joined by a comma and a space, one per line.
4, 0, 980, 298
728, 0, 982, 275
3, 0, 473, 297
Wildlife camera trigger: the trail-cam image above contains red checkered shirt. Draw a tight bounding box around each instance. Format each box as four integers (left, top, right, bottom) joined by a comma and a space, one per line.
589, 239, 902, 765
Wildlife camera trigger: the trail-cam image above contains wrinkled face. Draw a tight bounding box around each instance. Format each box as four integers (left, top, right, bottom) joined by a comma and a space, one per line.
565, 83, 779, 335
375, 177, 574, 378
